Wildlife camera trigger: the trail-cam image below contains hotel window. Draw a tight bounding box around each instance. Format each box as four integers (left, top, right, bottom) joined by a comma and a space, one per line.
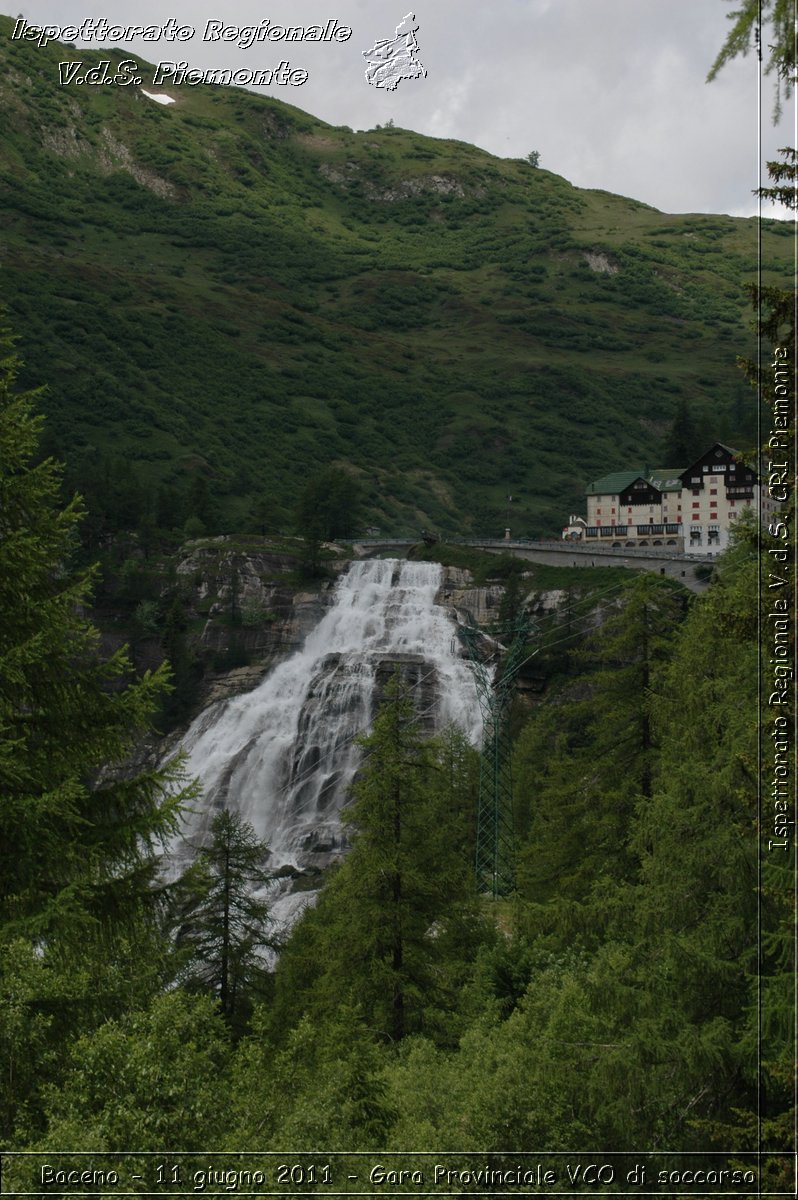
710, 488, 717, 495
729, 499, 735, 507
627, 507, 632, 514
611, 507, 615, 514
692, 488, 700, 496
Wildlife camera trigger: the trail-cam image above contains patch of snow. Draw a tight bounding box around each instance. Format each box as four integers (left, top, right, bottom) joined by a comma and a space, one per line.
140, 89, 175, 106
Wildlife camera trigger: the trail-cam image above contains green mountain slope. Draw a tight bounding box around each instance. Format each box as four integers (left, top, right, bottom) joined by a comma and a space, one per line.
0, 17, 791, 536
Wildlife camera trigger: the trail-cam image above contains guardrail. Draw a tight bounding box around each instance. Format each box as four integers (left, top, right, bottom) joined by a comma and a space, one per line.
353, 538, 713, 563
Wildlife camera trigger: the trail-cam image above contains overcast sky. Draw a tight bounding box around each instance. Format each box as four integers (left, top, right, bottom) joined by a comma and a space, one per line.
11, 0, 796, 218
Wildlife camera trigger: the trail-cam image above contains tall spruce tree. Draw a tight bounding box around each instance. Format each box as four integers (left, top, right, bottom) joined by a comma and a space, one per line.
0, 322, 197, 1143
604, 523, 765, 1145
0, 322, 187, 942
331, 677, 454, 1042
663, 398, 703, 464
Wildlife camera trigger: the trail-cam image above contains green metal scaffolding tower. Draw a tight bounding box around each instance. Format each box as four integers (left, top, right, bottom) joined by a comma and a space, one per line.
458, 616, 534, 898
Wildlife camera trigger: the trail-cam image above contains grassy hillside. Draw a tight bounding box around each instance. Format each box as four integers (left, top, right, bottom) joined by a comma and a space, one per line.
0, 16, 790, 537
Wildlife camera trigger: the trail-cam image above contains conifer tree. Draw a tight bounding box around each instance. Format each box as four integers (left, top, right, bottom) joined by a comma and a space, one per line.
271, 678, 475, 1044
0, 321, 196, 1143
172, 810, 277, 1029
0, 321, 185, 943
708, 0, 795, 120
515, 574, 686, 926
334, 677, 446, 1042
600, 525, 765, 1145
663, 398, 702, 464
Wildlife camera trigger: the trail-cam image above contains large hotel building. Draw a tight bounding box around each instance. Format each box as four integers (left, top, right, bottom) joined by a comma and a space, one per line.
564, 443, 779, 556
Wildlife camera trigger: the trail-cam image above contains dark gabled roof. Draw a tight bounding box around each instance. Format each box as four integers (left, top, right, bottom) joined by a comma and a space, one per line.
681, 442, 740, 479
586, 445, 748, 500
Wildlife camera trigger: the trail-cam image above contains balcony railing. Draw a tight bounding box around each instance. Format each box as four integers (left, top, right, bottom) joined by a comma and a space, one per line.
632, 523, 682, 536
584, 525, 683, 541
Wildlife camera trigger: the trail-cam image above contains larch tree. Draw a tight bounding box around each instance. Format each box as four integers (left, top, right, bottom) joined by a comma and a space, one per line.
172, 809, 278, 1030
707, 18, 795, 1172
708, 0, 796, 119
270, 677, 476, 1045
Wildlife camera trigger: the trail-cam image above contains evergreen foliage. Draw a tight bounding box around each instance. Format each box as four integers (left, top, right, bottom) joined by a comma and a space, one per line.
708, 0, 796, 119
296, 466, 363, 542
663, 397, 705, 463
172, 810, 278, 1030
0, 324, 196, 1143
269, 682, 482, 1046
0, 324, 186, 941
4, 510, 787, 1164
515, 576, 686, 928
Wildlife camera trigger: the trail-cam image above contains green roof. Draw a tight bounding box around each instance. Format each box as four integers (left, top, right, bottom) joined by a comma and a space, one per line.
585, 470, 644, 496
587, 447, 734, 498
587, 466, 688, 496
648, 468, 684, 492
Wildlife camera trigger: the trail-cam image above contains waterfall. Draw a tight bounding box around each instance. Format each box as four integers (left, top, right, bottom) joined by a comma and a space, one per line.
167, 558, 481, 928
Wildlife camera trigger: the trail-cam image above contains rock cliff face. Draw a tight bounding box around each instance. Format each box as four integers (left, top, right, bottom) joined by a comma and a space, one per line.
436, 566, 568, 627
172, 537, 346, 707
163, 547, 600, 731
437, 566, 504, 626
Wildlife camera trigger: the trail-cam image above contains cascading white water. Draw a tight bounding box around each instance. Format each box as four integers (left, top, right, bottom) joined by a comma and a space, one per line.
168, 558, 481, 927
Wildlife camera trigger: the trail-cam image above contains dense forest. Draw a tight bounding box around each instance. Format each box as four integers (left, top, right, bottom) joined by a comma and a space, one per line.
0, 1, 795, 1194
0, 317, 793, 1192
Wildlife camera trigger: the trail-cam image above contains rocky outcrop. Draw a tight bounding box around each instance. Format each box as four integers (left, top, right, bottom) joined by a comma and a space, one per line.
317, 161, 471, 203
98, 127, 178, 199
437, 566, 504, 626
172, 537, 346, 707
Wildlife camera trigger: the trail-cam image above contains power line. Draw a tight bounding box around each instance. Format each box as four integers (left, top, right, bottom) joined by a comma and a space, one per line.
174, 573, 641, 830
